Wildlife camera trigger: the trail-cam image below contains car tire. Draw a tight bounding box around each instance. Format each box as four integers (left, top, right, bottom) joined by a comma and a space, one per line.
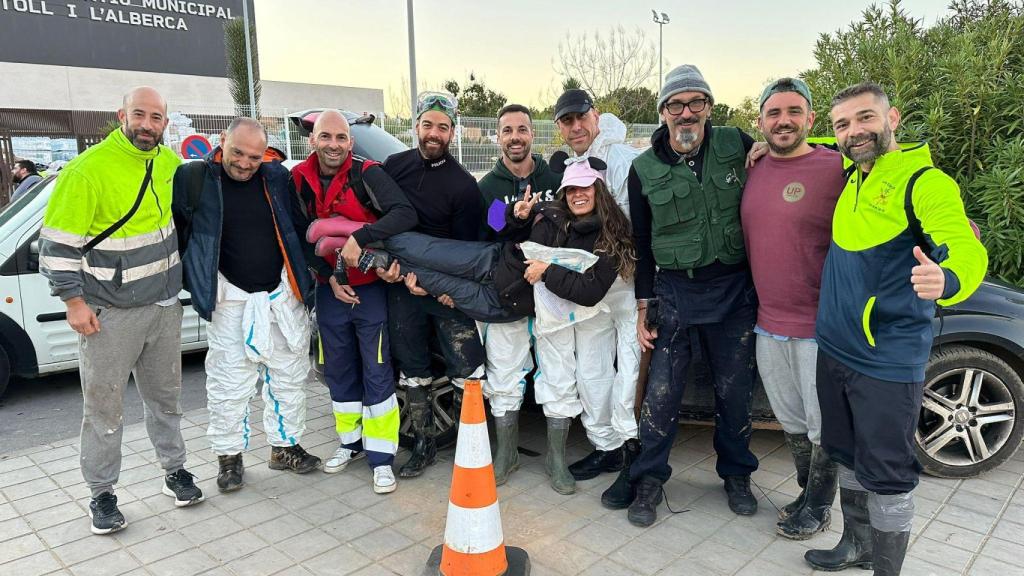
0, 345, 9, 399
917, 345, 1024, 478
396, 380, 459, 450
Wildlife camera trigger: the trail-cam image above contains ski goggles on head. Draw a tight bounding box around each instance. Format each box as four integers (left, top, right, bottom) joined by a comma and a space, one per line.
416, 92, 458, 123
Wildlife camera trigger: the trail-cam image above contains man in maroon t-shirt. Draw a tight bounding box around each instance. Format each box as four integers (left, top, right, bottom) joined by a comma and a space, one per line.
741, 78, 845, 540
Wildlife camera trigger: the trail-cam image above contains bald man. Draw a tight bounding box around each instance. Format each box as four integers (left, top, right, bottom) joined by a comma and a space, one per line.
173, 117, 320, 492
291, 110, 417, 494
39, 87, 203, 536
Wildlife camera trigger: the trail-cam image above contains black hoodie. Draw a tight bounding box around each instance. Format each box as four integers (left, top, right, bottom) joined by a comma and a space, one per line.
477, 153, 562, 241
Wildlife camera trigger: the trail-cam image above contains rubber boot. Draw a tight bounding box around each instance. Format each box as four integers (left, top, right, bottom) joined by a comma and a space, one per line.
399, 386, 436, 478
871, 529, 910, 576
781, 432, 812, 520
544, 417, 575, 495
493, 410, 520, 486
805, 488, 874, 571
778, 443, 838, 539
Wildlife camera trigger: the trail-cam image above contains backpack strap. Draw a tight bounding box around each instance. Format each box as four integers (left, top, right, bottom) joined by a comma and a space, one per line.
349, 156, 383, 215
177, 161, 208, 250
905, 166, 935, 258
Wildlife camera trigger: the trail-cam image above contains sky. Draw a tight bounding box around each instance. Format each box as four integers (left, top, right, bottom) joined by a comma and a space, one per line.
253, 0, 952, 115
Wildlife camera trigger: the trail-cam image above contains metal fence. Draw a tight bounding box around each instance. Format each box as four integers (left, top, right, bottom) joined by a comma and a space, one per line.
6, 107, 659, 180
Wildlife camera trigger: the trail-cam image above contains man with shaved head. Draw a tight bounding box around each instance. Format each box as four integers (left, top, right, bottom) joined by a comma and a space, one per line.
291, 109, 417, 494
173, 116, 320, 492
39, 87, 203, 535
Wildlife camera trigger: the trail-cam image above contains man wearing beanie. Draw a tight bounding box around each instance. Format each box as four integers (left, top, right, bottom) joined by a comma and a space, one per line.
741, 78, 844, 540
550, 89, 643, 485
602, 64, 760, 527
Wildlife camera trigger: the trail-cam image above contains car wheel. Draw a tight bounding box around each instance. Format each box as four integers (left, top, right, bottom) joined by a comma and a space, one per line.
916, 345, 1023, 478
396, 378, 459, 450
0, 346, 9, 399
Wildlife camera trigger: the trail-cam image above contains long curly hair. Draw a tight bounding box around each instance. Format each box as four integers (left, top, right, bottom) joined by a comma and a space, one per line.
558, 178, 636, 280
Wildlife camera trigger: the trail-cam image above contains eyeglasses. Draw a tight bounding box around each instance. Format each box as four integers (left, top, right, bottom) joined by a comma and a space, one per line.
417, 92, 458, 118
664, 98, 709, 115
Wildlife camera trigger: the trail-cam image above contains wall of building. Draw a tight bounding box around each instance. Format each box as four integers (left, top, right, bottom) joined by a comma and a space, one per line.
0, 62, 384, 115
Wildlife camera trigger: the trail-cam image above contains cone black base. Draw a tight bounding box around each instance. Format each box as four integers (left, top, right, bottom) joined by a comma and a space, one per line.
422, 544, 531, 576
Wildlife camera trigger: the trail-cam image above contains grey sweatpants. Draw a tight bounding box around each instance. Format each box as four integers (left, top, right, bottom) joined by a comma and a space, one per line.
79, 302, 187, 498
755, 334, 822, 444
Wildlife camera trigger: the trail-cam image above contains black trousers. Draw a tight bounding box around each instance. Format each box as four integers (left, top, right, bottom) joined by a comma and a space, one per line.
817, 350, 924, 494
629, 274, 760, 484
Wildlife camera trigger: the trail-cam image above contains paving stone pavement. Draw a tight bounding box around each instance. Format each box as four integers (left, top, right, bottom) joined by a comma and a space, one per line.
1, 379, 1023, 576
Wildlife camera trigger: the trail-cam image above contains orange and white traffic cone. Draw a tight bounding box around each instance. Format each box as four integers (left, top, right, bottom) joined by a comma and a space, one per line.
424, 379, 529, 576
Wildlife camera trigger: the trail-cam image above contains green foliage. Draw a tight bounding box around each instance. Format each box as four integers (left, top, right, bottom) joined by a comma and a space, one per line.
561, 77, 582, 92
601, 87, 658, 124
101, 120, 121, 137
224, 17, 261, 118
711, 98, 760, 136
802, 0, 1024, 286
444, 75, 508, 117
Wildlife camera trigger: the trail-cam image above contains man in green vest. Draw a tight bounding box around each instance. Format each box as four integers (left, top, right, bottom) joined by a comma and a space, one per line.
599, 64, 760, 527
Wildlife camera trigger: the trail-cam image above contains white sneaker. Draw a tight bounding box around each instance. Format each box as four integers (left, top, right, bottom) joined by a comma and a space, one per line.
324, 446, 365, 474
373, 465, 397, 494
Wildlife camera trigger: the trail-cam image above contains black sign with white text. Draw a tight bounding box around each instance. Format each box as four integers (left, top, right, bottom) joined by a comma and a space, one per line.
0, 0, 248, 77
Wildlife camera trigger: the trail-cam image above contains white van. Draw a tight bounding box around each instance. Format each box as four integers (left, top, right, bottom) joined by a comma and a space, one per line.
0, 175, 207, 397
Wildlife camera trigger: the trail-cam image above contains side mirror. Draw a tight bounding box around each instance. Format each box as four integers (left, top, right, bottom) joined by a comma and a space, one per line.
27, 240, 39, 272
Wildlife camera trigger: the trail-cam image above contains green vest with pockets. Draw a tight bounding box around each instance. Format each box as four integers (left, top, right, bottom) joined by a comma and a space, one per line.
633, 126, 748, 271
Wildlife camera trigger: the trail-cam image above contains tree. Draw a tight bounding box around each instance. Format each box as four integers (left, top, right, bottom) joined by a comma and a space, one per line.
443, 74, 508, 118
554, 26, 659, 99
601, 86, 658, 124
802, 0, 1024, 286
224, 16, 261, 117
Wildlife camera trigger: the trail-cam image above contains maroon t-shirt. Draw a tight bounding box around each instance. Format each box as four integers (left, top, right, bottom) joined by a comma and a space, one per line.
741, 146, 845, 338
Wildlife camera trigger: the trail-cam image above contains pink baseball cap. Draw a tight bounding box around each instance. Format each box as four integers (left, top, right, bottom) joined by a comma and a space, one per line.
557, 159, 606, 195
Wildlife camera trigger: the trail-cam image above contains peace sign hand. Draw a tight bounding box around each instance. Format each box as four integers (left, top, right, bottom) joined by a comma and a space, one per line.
513, 184, 540, 220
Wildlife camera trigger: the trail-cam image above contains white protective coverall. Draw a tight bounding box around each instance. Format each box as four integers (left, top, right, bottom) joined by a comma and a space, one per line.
566, 113, 643, 450
481, 317, 534, 417
205, 271, 311, 455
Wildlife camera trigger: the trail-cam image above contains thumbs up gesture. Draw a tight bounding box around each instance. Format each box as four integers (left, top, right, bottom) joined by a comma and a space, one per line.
911, 246, 945, 300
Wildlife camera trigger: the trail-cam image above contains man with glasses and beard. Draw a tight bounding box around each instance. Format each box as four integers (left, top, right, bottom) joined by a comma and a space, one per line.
379, 92, 486, 478
476, 103, 562, 485
602, 65, 760, 527
804, 82, 986, 575
39, 86, 203, 536
740, 78, 844, 540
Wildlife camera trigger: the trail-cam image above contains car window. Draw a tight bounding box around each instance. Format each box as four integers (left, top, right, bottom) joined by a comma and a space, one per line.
0, 175, 53, 227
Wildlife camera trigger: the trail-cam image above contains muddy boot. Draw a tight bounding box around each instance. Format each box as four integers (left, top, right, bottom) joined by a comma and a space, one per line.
216, 454, 244, 492
805, 488, 874, 571
601, 438, 641, 509
780, 432, 812, 520
399, 386, 437, 478
544, 417, 575, 495
493, 411, 520, 486
778, 443, 837, 539
269, 445, 321, 474
871, 529, 910, 576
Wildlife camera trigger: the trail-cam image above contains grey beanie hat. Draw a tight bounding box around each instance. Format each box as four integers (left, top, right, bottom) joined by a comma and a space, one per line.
657, 64, 713, 112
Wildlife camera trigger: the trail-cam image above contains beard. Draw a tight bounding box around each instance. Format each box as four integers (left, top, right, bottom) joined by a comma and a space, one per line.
766, 123, 809, 156
672, 118, 702, 153
418, 135, 450, 160
502, 139, 531, 163
840, 125, 892, 164
123, 125, 161, 151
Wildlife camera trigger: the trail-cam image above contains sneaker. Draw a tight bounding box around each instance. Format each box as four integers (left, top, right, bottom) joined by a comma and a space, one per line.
324, 446, 366, 474
269, 445, 322, 474
88, 492, 126, 535
627, 477, 663, 527
216, 454, 245, 493
162, 468, 204, 507
373, 465, 397, 494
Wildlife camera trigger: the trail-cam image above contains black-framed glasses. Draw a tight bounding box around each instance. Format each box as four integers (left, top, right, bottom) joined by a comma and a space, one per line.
664, 98, 709, 115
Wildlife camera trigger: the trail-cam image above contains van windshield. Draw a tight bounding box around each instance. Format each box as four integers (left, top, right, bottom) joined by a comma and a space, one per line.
0, 175, 52, 228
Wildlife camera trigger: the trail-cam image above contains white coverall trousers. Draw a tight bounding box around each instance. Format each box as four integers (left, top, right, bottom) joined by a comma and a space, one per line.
480, 317, 534, 417
205, 272, 311, 455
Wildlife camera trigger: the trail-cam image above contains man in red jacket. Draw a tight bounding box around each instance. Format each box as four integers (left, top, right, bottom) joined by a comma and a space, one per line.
291, 110, 417, 494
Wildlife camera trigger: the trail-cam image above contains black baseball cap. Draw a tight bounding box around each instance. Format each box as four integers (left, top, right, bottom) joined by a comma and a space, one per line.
554, 89, 594, 122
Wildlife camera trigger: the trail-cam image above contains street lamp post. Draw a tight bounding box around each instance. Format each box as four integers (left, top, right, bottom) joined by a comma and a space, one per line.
407, 0, 418, 144
651, 10, 670, 87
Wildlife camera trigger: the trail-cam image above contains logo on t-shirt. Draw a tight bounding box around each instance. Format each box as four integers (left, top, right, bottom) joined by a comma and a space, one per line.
782, 182, 806, 203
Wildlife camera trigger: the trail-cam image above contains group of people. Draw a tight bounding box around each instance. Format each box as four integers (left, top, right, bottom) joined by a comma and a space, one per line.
37, 60, 987, 576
